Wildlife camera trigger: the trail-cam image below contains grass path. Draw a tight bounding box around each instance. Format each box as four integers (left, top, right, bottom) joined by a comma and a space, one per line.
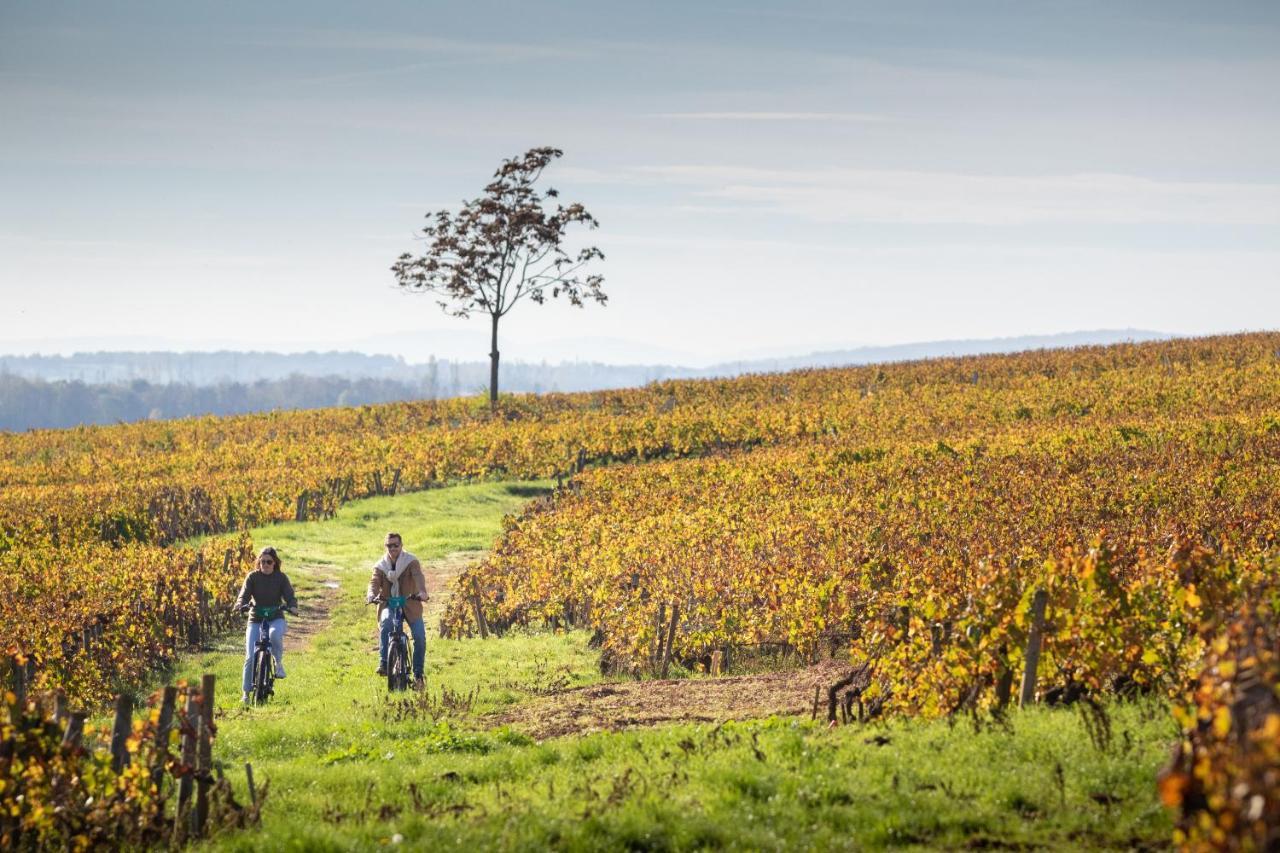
151, 481, 1176, 851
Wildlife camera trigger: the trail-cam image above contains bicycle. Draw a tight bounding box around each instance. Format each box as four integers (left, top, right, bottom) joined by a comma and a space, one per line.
369, 594, 424, 692
239, 604, 293, 705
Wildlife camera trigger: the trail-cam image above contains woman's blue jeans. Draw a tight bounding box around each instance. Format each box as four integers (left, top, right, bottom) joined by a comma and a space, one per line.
243, 617, 287, 692
380, 614, 426, 679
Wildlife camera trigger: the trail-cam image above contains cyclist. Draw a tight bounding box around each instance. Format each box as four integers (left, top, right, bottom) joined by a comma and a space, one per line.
234, 546, 297, 703
366, 532, 429, 690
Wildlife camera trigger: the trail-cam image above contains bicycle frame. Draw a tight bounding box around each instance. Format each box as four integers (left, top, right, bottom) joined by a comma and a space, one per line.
246, 605, 289, 705
385, 595, 411, 691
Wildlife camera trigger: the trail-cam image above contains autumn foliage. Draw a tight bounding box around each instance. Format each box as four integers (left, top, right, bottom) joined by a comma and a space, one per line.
3, 332, 1280, 847
1161, 573, 1280, 851
0, 686, 259, 850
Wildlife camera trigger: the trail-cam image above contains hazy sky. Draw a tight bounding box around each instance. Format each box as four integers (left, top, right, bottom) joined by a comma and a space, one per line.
2, 1, 1277, 364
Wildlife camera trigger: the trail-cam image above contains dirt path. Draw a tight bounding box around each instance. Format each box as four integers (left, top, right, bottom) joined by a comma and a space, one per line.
421, 550, 486, 623
490, 659, 854, 740
284, 566, 343, 653
419, 550, 856, 739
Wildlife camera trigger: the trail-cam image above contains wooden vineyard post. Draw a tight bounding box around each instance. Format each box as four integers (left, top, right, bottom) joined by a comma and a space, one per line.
54, 690, 67, 725
710, 650, 723, 676
61, 711, 87, 749
195, 674, 215, 837
174, 690, 198, 840
195, 555, 206, 645
201, 584, 212, 639
470, 596, 489, 639
659, 603, 680, 678
245, 762, 258, 809
652, 603, 666, 671
153, 685, 178, 784
1019, 589, 1049, 708
187, 713, 205, 838
109, 693, 133, 773
295, 492, 308, 522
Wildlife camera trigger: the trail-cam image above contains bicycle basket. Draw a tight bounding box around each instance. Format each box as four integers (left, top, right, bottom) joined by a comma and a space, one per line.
253, 605, 281, 619
387, 595, 407, 609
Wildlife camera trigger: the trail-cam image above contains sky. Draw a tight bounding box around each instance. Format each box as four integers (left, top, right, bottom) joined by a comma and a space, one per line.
1, 1, 1277, 366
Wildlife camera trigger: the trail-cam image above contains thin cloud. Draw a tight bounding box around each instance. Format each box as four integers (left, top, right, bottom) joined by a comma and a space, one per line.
243, 29, 584, 62
627, 166, 1280, 226
237, 29, 588, 87
648, 111, 890, 122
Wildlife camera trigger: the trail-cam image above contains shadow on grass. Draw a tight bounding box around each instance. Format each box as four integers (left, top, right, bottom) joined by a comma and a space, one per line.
504, 484, 553, 498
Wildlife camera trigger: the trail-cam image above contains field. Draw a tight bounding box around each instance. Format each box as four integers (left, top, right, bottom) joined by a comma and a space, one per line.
177, 487, 1176, 851
3, 333, 1279, 849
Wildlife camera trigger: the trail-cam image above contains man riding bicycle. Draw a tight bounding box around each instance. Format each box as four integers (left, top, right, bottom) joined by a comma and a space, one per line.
234, 546, 298, 703
367, 532, 429, 690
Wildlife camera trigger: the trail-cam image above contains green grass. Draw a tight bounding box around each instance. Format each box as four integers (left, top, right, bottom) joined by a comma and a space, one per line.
143, 481, 1174, 851
171, 481, 601, 717
204, 707, 1175, 852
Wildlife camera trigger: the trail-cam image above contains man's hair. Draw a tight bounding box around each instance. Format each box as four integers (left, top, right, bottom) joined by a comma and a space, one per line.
385, 532, 402, 544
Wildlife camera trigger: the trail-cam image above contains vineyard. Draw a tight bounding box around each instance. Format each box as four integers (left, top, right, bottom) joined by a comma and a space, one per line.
445, 414, 1280, 700
2, 332, 1280, 847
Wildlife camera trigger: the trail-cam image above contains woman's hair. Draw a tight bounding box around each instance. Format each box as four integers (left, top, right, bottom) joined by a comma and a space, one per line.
257, 546, 281, 570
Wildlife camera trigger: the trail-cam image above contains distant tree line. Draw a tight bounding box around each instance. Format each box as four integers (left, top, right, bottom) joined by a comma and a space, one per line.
0, 351, 419, 385
0, 374, 434, 431
0, 331, 1169, 431
0, 361, 680, 431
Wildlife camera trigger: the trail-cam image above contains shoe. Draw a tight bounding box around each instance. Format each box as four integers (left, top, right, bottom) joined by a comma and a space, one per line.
413, 678, 425, 691
241, 692, 250, 704
376, 665, 387, 676
275, 668, 286, 679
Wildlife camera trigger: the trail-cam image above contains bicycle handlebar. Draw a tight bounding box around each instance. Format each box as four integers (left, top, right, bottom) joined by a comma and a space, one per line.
235, 605, 297, 616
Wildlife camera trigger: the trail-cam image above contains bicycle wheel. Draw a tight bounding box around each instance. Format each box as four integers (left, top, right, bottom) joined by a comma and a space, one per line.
387, 636, 409, 691
254, 648, 274, 704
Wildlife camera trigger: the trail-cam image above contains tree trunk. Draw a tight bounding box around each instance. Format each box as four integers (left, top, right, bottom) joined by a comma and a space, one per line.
489, 311, 500, 411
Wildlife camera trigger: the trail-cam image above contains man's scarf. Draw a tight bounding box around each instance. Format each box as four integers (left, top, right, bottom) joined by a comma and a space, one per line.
374, 550, 417, 597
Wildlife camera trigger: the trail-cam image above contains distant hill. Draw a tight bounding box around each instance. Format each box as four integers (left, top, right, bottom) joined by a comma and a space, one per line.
0, 329, 1173, 431
0, 330, 1171, 385
693, 329, 1174, 376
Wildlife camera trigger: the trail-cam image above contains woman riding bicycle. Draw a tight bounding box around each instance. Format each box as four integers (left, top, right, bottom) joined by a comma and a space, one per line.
234, 546, 297, 703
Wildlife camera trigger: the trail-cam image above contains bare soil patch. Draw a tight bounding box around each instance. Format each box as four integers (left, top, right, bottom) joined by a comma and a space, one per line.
490, 658, 853, 740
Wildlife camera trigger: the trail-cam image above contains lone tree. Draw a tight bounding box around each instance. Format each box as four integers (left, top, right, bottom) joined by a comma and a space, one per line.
391, 146, 606, 410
